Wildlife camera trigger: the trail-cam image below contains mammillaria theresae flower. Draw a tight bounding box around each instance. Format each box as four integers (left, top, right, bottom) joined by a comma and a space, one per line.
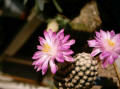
32, 29, 75, 75
88, 30, 120, 68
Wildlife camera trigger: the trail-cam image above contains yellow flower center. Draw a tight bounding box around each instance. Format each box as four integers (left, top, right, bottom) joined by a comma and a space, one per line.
107, 39, 115, 47
42, 43, 51, 52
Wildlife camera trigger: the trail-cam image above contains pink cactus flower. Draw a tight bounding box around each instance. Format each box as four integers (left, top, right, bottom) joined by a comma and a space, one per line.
32, 29, 75, 75
88, 30, 120, 68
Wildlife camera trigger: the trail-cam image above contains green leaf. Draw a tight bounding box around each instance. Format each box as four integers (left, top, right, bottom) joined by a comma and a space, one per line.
37, 0, 45, 11
24, 0, 28, 5
52, 0, 63, 13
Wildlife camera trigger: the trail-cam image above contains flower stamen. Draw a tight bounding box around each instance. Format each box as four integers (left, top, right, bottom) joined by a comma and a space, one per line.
42, 43, 51, 52
107, 39, 115, 47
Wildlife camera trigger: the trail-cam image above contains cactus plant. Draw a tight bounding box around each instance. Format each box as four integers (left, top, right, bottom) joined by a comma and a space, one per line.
54, 52, 98, 89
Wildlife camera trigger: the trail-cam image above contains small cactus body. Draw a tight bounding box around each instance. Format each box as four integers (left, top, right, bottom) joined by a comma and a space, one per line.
54, 53, 98, 89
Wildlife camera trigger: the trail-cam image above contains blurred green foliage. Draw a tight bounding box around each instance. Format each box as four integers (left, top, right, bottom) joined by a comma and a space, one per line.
47, 14, 70, 29
24, 0, 62, 13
